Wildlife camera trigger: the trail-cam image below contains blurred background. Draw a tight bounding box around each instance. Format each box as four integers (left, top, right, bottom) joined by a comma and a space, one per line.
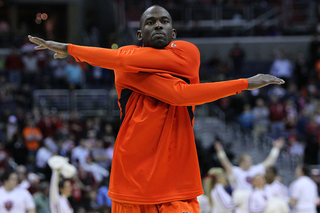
1, 0, 320, 212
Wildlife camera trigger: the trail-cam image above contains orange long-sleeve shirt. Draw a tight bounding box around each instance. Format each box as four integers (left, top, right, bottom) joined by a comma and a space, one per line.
68, 41, 248, 204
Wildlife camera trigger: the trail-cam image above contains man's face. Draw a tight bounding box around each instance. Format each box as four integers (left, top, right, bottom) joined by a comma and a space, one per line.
137, 6, 176, 49
265, 168, 275, 184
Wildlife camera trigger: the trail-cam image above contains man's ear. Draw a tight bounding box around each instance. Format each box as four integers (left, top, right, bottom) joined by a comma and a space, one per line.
172, 29, 177, 39
137, 30, 143, 41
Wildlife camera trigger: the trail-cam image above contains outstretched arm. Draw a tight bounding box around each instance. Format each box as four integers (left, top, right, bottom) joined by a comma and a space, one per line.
214, 141, 233, 175
28, 35, 200, 79
118, 72, 284, 106
262, 138, 285, 168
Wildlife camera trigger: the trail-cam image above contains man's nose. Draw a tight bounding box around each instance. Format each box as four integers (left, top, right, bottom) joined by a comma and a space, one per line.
155, 21, 163, 29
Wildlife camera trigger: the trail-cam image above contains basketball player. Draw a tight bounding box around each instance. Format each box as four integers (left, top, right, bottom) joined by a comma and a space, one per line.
29, 5, 284, 213
289, 165, 319, 213
0, 170, 35, 213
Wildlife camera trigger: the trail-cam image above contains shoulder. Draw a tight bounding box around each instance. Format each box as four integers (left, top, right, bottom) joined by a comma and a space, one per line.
169, 40, 200, 52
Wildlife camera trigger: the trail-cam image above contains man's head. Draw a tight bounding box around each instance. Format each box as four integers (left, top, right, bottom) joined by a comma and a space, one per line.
2, 171, 18, 191
265, 166, 277, 184
137, 5, 176, 49
295, 164, 310, 177
238, 154, 252, 171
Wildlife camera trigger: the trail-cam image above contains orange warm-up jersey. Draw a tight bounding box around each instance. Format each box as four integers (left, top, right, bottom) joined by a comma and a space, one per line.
68, 41, 248, 204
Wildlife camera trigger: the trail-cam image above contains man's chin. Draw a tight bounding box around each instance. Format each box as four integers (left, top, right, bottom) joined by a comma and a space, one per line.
151, 40, 169, 49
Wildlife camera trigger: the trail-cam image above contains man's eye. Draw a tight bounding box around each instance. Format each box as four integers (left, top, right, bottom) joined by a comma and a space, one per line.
163, 20, 169, 24
146, 21, 153, 25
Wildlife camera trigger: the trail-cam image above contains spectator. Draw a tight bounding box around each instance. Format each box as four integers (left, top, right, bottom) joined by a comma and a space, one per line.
82, 155, 109, 184
16, 165, 30, 189
64, 57, 84, 90
6, 115, 19, 142
96, 177, 112, 209
22, 50, 39, 85
252, 98, 270, 142
269, 95, 286, 138
92, 139, 112, 169
71, 139, 90, 166
238, 103, 254, 131
35, 141, 53, 178
229, 42, 245, 77
4, 46, 23, 85
288, 135, 305, 159
22, 119, 43, 154
5, 133, 28, 165
49, 58, 68, 89
38, 109, 56, 139
33, 181, 50, 213
269, 50, 293, 86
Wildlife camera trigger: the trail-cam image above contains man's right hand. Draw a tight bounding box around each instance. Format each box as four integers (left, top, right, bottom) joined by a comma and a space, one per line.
247, 74, 285, 90
28, 35, 69, 59
214, 141, 224, 152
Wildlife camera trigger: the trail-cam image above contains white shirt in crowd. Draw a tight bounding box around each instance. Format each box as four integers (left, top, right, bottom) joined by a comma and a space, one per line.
210, 184, 236, 213
197, 194, 211, 213
0, 186, 35, 213
82, 162, 109, 182
265, 180, 289, 202
248, 189, 268, 213
289, 176, 318, 213
36, 147, 52, 168
231, 164, 265, 190
71, 145, 89, 166
269, 58, 292, 78
50, 170, 73, 213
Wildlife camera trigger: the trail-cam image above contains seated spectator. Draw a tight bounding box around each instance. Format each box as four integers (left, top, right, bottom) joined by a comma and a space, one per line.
4, 46, 23, 85
96, 177, 112, 209
71, 139, 90, 166
16, 165, 30, 189
238, 103, 253, 131
269, 95, 286, 138
22, 50, 39, 85
33, 181, 50, 213
92, 140, 112, 169
252, 98, 270, 142
64, 57, 84, 90
269, 50, 293, 86
6, 115, 19, 142
22, 119, 43, 154
35, 141, 53, 178
82, 155, 109, 184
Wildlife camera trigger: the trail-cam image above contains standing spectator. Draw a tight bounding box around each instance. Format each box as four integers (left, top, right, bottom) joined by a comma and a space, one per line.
4, 46, 23, 85
82, 156, 109, 184
33, 181, 50, 213
0, 170, 35, 213
64, 57, 84, 90
252, 98, 270, 142
269, 50, 293, 86
22, 50, 39, 85
229, 43, 245, 77
289, 165, 319, 213
22, 119, 43, 155
269, 95, 286, 138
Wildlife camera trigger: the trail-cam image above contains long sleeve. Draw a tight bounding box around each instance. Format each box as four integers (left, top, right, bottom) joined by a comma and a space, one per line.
68, 41, 200, 80
49, 170, 60, 205
118, 72, 248, 106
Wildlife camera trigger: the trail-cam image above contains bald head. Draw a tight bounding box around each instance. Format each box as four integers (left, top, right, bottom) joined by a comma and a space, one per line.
140, 5, 172, 28
137, 5, 176, 49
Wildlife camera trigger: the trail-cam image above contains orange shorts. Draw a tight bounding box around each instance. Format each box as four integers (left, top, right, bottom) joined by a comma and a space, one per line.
111, 198, 199, 213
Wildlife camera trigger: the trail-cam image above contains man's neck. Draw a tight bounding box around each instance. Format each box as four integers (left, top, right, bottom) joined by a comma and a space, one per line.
4, 186, 13, 192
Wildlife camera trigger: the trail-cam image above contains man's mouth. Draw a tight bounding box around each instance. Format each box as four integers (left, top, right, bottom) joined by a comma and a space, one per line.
152, 32, 165, 38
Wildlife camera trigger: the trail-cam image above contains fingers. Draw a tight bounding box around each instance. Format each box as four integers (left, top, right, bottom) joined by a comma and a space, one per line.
34, 45, 47, 50
28, 35, 45, 46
